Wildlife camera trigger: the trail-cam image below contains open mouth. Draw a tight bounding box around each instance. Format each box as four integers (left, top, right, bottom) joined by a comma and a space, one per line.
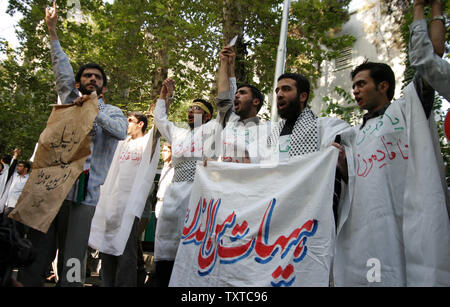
277, 100, 287, 111
355, 97, 363, 105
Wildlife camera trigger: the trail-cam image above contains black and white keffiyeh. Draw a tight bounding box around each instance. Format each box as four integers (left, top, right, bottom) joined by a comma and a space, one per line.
173, 160, 197, 183
269, 107, 319, 157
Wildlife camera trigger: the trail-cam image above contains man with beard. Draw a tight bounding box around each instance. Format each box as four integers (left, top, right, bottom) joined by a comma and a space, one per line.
18, 2, 127, 287
214, 45, 267, 163
215, 47, 263, 125
152, 78, 218, 286
270, 73, 352, 230
271, 73, 351, 174
152, 46, 240, 284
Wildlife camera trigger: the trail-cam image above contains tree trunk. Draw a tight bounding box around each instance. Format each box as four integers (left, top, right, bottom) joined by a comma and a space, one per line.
222, 0, 248, 85
147, 48, 169, 115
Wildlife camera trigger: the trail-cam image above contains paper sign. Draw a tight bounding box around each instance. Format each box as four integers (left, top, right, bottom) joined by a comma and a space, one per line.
229, 35, 238, 47
9, 93, 99, 233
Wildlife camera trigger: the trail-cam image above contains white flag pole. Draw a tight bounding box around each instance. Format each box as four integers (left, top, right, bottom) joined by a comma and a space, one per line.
271, 0, 291, 122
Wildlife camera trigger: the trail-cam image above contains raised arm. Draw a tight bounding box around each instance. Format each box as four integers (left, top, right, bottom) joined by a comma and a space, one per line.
228, 49, 237, 104
154, 79, 178, 142
410, 0, 450, 100
215, 46, 237, 126
96, 105, 128, 140
45, 1, 59, 41
217, 47, 234, 94
7, 148, 20, 181
45, 1, 80, 105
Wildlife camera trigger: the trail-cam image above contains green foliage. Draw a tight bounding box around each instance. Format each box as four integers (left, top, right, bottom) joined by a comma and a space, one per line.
0, 44, 54, 159
320, 86, 364, 125
287, 0, 355, 87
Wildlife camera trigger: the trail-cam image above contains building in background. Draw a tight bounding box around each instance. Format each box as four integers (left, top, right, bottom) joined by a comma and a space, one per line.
310, 0, 407, 115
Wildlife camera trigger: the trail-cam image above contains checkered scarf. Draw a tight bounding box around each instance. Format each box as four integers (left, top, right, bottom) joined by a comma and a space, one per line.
173, 160, 197, 183
269, 107, 319, 157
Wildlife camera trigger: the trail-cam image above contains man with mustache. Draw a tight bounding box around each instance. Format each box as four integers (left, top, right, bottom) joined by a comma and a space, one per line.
333, 0, 450, 286
152, 80, 219, 287
216, 47, 263, 125
269, 72, 352, 224
89, 112, 159, 287
152, 42, 245, 285
0, 161, 31, 238
18, 2, 127, 287
214, 45, 267, 163
272, 73, 351, 164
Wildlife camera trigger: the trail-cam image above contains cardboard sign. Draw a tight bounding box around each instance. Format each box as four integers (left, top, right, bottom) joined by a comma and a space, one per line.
9, 93, 98, 233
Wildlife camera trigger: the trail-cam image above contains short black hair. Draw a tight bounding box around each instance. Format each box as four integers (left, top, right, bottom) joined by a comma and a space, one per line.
193, 99, 214, 115
351, 61, 396, 101
278, 73, 311, 105
18, 161, 31, 172
237, 84, 264, 113
2, 154, 12, 165
75, 63, 108, 87
128, 111, 148, 133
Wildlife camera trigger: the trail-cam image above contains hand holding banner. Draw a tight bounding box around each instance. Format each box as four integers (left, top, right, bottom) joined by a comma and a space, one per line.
170, 147, 339, 287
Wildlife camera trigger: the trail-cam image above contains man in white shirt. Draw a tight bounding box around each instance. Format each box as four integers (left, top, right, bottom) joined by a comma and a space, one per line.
214, 45, 268, 164
89, 112, 160, 287
1, 161, 30, 237
334, 0, 450, 286
0, 160, 9, 205
153, 79, 217, 286
1, 161, 30, 214
0, 148, 21, 199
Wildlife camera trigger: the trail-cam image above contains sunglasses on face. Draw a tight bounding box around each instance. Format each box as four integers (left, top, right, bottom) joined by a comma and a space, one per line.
82, 73, 103, 80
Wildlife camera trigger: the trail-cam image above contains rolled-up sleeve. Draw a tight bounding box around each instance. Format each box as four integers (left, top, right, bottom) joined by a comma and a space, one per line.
409, 19, 450, 101
229, 77, 237, 100
96, 105, 128, 140
50, 40, 80, 105
214, 77, 237, 126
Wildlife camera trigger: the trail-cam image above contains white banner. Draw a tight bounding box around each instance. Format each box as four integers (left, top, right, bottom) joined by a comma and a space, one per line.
170, 147, 339, 287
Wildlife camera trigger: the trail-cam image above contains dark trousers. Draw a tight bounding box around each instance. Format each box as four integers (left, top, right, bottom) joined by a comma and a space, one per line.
18, 201, 95, 287
153, 260, 174, 287
100, 217, 139, 287
3, 207, 26, 238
